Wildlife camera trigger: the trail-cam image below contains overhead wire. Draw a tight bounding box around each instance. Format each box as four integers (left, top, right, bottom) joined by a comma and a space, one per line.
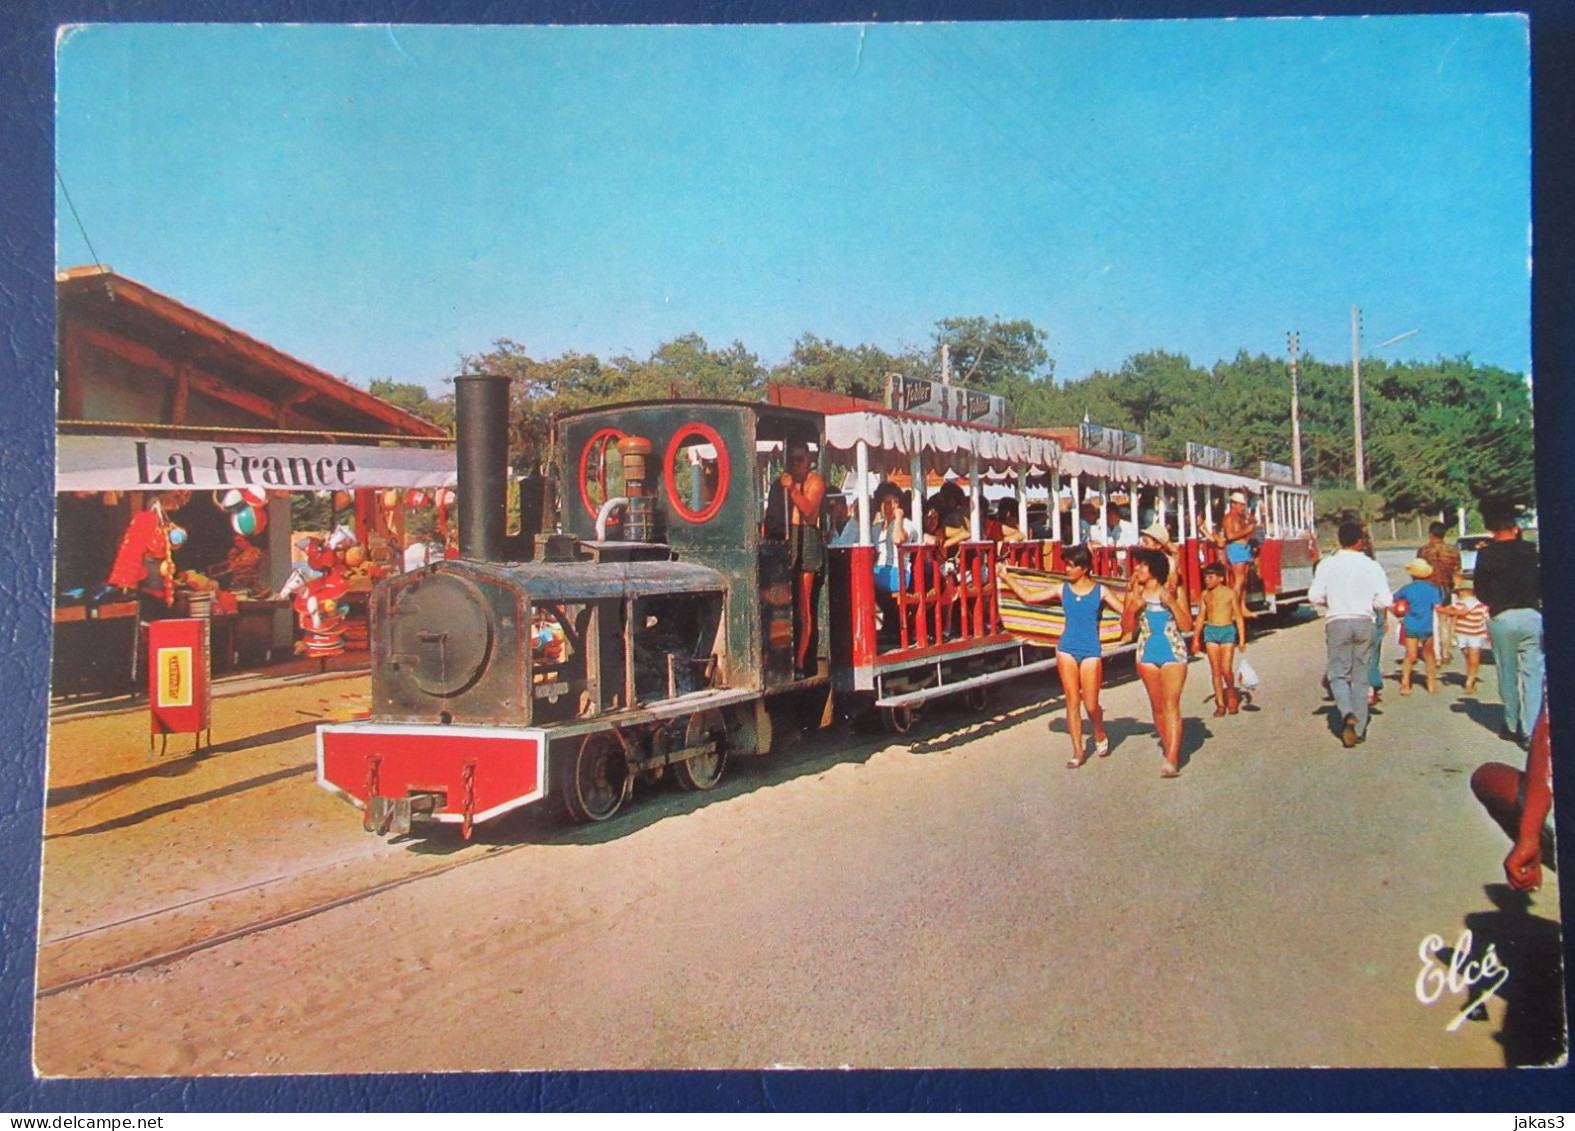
54, 164, 107, 274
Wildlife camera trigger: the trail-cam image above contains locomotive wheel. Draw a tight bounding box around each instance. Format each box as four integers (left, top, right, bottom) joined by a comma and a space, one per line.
964, 685, 990, 712
561, 732, 632, 823
880, 703, 919, 735
672, 710, 728, 792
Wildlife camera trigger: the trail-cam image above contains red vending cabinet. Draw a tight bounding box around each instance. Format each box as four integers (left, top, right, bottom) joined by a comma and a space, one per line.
147, 617, 212, 757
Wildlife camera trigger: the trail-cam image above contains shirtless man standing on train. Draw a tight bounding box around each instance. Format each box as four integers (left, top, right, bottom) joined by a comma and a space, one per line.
1221, 490, 1257, 600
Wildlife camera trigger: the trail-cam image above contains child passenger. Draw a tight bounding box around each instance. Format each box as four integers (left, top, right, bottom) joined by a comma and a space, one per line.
1193, 561, 1247, 716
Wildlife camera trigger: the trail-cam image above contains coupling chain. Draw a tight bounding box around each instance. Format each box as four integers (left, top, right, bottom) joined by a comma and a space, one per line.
461, 759, 477, 840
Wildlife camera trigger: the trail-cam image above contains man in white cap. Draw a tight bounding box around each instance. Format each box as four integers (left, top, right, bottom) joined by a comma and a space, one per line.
1221, 490, 1258, 600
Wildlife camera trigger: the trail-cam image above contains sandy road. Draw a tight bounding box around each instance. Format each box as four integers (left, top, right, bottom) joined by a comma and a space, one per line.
33, 602, 1562, 1074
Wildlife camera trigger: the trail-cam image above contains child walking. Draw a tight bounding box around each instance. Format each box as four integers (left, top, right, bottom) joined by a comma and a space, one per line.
1193, 561, 1247, 715
1394, 558, 1445, 694
1440, 577, 1490, 694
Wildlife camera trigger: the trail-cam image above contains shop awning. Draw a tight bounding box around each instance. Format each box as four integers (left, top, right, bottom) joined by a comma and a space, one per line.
56, 435, 457, 492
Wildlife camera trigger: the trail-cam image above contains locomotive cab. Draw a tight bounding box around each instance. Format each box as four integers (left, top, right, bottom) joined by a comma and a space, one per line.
557, 400, 830, 692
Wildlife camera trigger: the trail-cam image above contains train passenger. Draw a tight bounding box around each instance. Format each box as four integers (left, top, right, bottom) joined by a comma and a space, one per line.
1193, 561, 1246, 716
923, 501, 968, 552
1025, 501, 1051, 540
999, 543, 1126, 769
1123, 547, 1195, 778
986, 498, 1026, 544
827, 493, 859, 547
1077, 501, 1103, 546
1107, 504, 1140, 548
872, 484, 919, 641
1393, 558, 1444, 695
1222, 491, 1258, 598
778, 442, 826, 679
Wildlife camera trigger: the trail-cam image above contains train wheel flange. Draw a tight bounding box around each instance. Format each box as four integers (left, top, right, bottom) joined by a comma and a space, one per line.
561, 731, 632, 823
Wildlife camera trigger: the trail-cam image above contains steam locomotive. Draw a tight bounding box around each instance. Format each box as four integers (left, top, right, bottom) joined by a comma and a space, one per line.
318, 375, 840, 834
317, 374, 1316, 835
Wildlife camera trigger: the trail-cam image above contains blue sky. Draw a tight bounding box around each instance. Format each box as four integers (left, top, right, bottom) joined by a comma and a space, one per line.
55, 17, 1530, 394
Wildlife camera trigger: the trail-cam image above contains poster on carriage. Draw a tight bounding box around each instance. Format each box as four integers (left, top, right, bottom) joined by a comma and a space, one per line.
18, 4, 1567, 1115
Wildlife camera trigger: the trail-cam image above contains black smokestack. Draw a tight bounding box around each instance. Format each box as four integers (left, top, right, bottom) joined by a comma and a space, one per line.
455, 372, 511, 562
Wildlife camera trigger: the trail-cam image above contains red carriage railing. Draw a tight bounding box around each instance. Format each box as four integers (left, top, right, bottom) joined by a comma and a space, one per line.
893, 542, 1000, 649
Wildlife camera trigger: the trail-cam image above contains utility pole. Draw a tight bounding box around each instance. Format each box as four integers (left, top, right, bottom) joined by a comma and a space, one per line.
1288, 331, 1303, 485
940, 343, 952, 385
1351, 306, 1365, 492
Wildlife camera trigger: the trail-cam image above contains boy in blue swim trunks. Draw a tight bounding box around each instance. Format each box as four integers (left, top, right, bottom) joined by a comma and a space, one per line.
1394, 558, 1445, 694
1193, 561, 1247, 715
1221, 490, 1257, 601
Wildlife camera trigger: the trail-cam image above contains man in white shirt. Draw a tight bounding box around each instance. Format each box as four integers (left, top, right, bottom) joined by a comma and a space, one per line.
1308, 520, 1393, 747
827, 494, 859, 547
1108, 503, 1140, 548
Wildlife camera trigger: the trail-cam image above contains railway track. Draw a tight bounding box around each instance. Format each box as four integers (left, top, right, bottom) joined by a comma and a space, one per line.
36, 838, 532, 998
36, 671, 1109, 1000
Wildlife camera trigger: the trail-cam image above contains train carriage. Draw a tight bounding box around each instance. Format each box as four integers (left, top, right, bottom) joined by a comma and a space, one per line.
819, 406, 1069, 733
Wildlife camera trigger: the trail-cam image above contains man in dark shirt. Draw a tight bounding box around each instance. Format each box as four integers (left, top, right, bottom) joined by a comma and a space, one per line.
1473, 506, 1542, 745
1418, 522, 1462, 661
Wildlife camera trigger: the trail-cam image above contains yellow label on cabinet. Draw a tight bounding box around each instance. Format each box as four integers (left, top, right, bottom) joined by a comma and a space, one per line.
156, 646, 193, 708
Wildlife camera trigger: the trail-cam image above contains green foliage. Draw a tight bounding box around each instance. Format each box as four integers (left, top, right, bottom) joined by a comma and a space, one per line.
1032, 349, 1535, 517
368, 379, 454, 433
1312, 488, 1388, 527
932, 316, 1054, 391
767, 334, 925, 401
450, 320, 1533, 518
459, 334, 764, 468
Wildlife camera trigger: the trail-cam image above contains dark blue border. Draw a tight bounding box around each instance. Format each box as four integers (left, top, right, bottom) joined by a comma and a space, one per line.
4, 0, 1574, 1112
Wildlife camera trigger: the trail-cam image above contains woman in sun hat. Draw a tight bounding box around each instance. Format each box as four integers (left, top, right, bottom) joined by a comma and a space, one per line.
1394, 558, 1445, 694
1138, 522, 1182, 596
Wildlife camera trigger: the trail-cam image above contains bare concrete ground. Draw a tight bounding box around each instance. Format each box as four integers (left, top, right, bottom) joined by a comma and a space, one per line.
32, 603, 1564, 1075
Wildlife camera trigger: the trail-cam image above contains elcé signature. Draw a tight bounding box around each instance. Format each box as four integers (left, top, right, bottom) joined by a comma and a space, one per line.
1415, 929, 1509, 1032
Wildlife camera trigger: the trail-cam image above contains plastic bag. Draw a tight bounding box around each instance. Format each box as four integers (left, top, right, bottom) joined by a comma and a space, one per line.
1235, 656, 1260, 689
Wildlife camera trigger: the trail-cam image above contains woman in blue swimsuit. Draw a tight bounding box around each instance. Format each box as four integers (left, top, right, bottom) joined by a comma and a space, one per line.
1123, 547, 1195, 778
1000, 543, 1127, 768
